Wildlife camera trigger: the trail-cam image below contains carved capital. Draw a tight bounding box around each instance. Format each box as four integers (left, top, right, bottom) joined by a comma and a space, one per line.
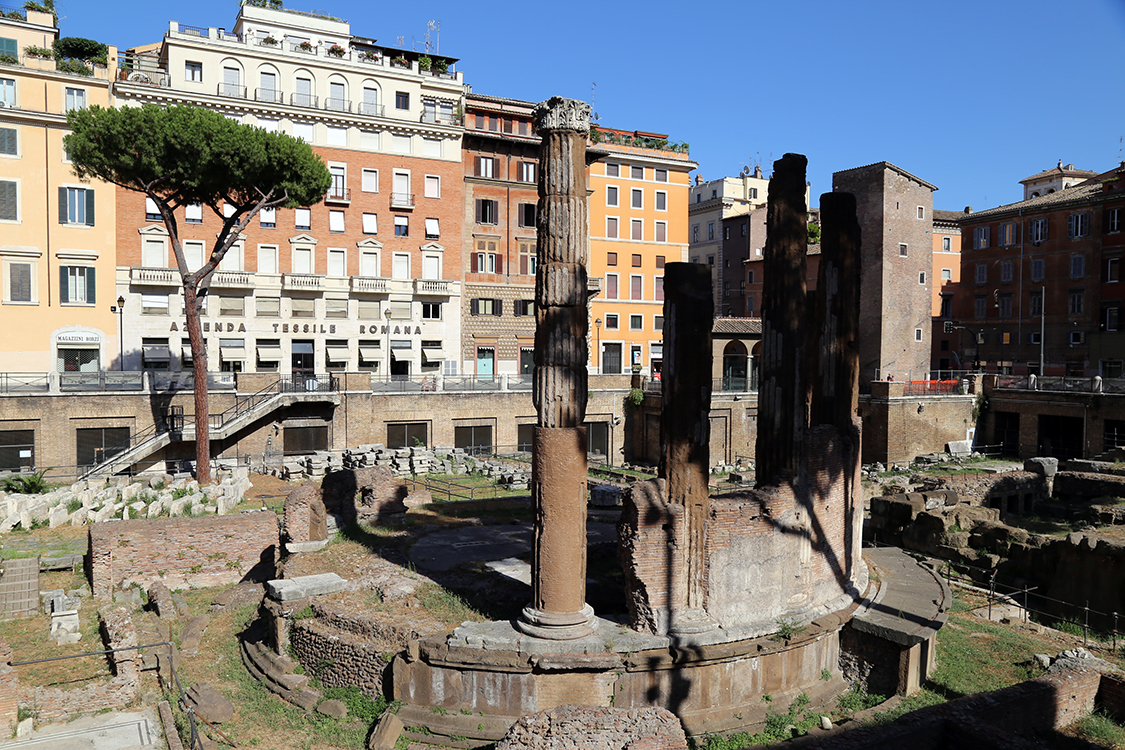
533, 96, 591, 135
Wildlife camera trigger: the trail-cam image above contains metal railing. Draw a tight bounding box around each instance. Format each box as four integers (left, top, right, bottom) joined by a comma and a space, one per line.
390, 192, 414, 208
178, 23, 209, 37
290, 92, 317, 108
904, 379, 964, 396
254, 87, 284, 103
324, 97, 351, 112
60, 371, 145, 391
442, 375, 502, 392
372, 375, 442, 393
216, 83, 246, 99
993, 375, 1125, 394
0, 373, 49, 393
357, 101, 384, 117
713, 375, 757, 393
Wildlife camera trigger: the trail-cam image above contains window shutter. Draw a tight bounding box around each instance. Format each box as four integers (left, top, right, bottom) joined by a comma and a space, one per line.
493, 299, 503, 316
471, 253, 478, 273
58, 186, 67, 224
520, 255, 528, 276
86, 266, 96, 303
495, 254, 503, 274
1068, 215, 1074, 238
13, 263, 29, 301
470, 299, 479, 315
474, 199, 481, 223
85, 189, 95, 225
474, 156, 480, 176
59, 266, 69, 303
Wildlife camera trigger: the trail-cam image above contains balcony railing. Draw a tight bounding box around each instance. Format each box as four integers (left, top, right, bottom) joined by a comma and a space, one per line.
421, 111, 456, 125
290, 92, 317, 108
351, 276, 389, 294
0, 373, 49, 393
390, 192, 414, 208
414, 279, 453, 296
131, 267, 178, 286
211, 271, 254, 288
282, 273, 322, 291
179, 23, 209, 38
60, 371, 145, 391
324, 97, 351, 113
357, 102, 384, 117
325, 176, 350, 203
217, 82, 246, 99
255, 87, 284, 103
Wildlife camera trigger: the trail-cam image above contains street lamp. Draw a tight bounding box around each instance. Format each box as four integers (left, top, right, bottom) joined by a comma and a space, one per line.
384, 307, 393, 381
595, 317, 602, 373
110, 295, 125, 370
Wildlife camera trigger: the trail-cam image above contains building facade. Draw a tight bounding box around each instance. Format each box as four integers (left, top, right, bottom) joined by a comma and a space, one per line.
931, 209, 964, 372
832, 162, 936, 382
112, 1, 465, 378
587, 127, 695, 376
954, 163, 1125, 377
1020, 161, 1097, 200
1, 9, 119, 377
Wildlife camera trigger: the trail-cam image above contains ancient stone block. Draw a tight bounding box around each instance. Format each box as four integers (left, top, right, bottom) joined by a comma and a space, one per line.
496, 705, 687, 750
186, 683, 234, 724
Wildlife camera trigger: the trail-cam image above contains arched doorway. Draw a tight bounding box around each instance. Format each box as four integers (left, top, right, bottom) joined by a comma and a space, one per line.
722, 340, 748, 392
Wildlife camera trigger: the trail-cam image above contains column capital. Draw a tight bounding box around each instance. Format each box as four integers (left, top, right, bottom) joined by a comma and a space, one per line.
533, 97, 591, 135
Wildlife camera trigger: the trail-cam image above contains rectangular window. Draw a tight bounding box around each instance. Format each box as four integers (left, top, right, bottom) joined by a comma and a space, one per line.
1000, 260, 1013, 282
259, 207, 276, 228
256, 296, 280, 317
422, 302, 442, 320
606, 163, 619, 177
519, 203, 537, 228
513, 299, 535, 317
1030, 291, 1043, 317
359, 251, 379, 277
1109, 208, 1122, 234
999, 294, 1012, 317
394, 216, 408, 237
59, 186, 94, 225
325, 298, 347, 319
974, 295, 986, 318
942, 236, 951, 252
975, 263, 987, 284
185, 61, 202, 81
914, 328, 923, 342
973, 226, 990, 249
1070, 291, 1085, 315
59, 265, 94, 304
0, 126, 15, 156
388, 423, 428, 450
1107, 307, 1120, 332
941, 268, 952, 281
606, 217, 618, 239
474, 156, 497, 178
5, 261, 31, 302
424, 175, 440, 198
918, 271, 926, 285
654, 276, 664, 301
1071, 254, 1085, 278
999, 222, 1016, 246
327, 248, 345, 276
604, 314, 618, 330
291, 298, 315, 318
708, 223, 714, 240
940, 294, 952, 318
395, 91, 409, 109
631, 188, 643, 209
362, 212, 378, 234
630, 274, 643, 300
632, 253, 642, 267
294, 207, 311, 230
1029, 218, 1048, 243
476, 199, 498, 225
631, 165, 644, 180
917, 206, 925, 220
899, 243, 907, 257
362, 169, 379, 193
519, 162, 536, 183
606, 185, 619, 207
256, 245, 277, 274
606, 273, 618, 300
141, 293, 169, 315
1068, 213, 1090, 238
1109, 257, 1121, 283
219, 296, 244, 316
655, 168, 667, 182
64, 87, 86, 112
183, 202, 202, 224
0, 179, 17, 221
519, 241, 536, 276
655, 221, 667, 242
629, 314, 643, 331
328, 210, 344, 232
425, 217, 440, 239
471, 298, 500, 316
631, 219, 642, 241
292, 246, 313, 274
607, 252, 618, 266
1031, 258, 1045, 281
0, 77, 13, 108
655, 191, 667, 211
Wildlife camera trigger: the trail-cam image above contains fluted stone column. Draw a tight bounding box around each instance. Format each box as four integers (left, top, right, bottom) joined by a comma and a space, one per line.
518, 96, 596, 640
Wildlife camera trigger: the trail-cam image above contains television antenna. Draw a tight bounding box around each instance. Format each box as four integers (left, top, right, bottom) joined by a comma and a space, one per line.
591, 82, 599, 122
426, 20, 440, 54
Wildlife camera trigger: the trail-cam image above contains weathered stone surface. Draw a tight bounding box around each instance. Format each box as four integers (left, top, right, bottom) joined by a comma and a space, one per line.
316, 699, 348, 719
266, 573, 347, 602
496, 705, 687, 750
368, 712, 404, 750
148, 582, 176, 620
186, 683, 234, 724
1024, 457, 1059, 477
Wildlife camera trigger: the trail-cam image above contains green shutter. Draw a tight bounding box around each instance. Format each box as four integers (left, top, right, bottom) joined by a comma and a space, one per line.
0, 127, 15, 156
0, 180, 15, 221
58, 186, 67, 224
86, 266, 95, 304
59, 266, 69, 303
85, 189, 95, 226
0, 37, 16, 57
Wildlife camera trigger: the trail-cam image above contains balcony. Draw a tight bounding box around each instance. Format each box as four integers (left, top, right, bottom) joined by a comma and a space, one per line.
211, 271, 254, 288
217, 83, 247, 99
421, 111, 456, 125
414, 279, 458, 296
324, 97, 351, 113
587, 276, 604, 296
131, 267, 178, 286
357, 102, 384, 117
255, 87, 284, 104
325, 176, 350, 205
351, 276, 390, 294
390, 193, 415, 209
290, 92, 318, 108
282, 273, 323, 292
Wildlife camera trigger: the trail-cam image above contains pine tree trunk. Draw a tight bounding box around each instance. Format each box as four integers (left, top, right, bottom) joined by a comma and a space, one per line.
183, 284, 211, 484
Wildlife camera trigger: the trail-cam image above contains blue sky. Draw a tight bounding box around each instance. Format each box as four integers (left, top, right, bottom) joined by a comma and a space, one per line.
57, 0, 1125, 211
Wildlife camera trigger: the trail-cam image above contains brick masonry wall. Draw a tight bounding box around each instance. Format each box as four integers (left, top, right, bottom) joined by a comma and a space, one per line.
857, 393, 975, 465
88, 513, 279, 597
0, 637, 16, 737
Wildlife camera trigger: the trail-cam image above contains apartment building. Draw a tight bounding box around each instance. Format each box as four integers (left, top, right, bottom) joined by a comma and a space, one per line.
1020, 161, 1097, 200
954, 163, 1125, 377
0, 9, 119, 375
931, 209, 964, 372
688, 168, 766, 311
459, 94, 539, 378
112, 0, 465, 377
587, 127, 695, 376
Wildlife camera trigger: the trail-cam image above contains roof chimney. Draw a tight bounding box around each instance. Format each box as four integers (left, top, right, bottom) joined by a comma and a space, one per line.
964, 206, 973, 214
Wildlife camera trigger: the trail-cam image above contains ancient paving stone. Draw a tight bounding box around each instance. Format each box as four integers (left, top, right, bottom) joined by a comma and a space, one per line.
186, 684, 234, 724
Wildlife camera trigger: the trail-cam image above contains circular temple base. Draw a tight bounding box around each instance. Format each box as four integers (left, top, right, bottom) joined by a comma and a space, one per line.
516, 604, 598, 640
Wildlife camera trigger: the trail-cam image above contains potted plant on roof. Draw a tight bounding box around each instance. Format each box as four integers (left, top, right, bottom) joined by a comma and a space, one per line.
359, 50, 378, 62
391, 54, 408, 68
327, 43, 345, 58
433, 58, 448, 75
261, 35, 278, 46
297, 40, 313, 53
418, 54, 431, 72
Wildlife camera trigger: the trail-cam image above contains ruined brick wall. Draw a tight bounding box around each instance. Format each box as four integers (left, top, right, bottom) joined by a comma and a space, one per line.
939, 471, 1047, 509
27, 605, 140, 721
0, 638, 16, 737
1054, 471, 1125, 501
857, 392, 975, 465
282, 482, 325, 543
88, 513, 279, 597
617, 479, 681, 633
287, 601, 413, 698
496, 705, 688, 750
322, 466, 406, 525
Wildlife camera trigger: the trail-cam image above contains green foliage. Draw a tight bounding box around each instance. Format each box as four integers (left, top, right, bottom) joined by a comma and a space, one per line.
807, 221, 822, 244
626, 387, 645, 407
820, 668, 832, 681
321, 686, 388, 723
0, 53, 16, 64
54, 37, 107, 64
2, 470, 52, 494
23, 44, 51, 58
55, 58, 92, 76
417, 54, 432, 71
433, 58, 449, 74
326, 43, 345, 58
1077, 710, 1125, 747
293, 604, 315, 619
835, 685, 885, 719
698, 693, 824, 749
66, 498, 83, 513
416, 583, 481, 623
172, 488, 189, 500
771, 619, 806, 641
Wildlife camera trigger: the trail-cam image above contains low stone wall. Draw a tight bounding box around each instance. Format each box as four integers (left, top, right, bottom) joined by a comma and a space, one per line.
938, 472, 1048, 516
25, 605, 140, 721
496, 705, 688, 750
287, 600, 414, 698
1054, 471, 1125, 501
88, 513, 279, 597
321, 467, 406, 525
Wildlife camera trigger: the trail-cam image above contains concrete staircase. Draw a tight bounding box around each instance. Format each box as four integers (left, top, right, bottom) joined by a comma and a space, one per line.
80, 382, 341, 481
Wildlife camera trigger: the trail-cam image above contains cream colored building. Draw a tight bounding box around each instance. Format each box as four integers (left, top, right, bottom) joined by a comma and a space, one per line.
112, 0, 466, 379
0, 9, 119, 377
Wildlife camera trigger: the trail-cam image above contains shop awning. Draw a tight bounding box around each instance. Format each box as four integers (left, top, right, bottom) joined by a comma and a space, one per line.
358, 346, 381, 360
256, 346, 284, 361
142, 346, 171, 360
421, 344, 444, 362
325, 345, 350, 362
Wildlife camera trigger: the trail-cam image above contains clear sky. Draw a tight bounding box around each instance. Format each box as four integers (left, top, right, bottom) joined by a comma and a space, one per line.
56, 0, 1125, 211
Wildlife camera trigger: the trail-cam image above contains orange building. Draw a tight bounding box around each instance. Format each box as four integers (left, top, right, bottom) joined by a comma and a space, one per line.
931, 209, 965, 373
587, 128, 695, 375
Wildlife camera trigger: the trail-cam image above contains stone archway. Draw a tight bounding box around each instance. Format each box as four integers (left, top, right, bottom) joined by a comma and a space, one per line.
722, 340, 748, 391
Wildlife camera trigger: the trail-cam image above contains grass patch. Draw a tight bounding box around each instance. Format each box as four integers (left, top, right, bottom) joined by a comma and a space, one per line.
834, 686, 886, 720
415, 582, 482, 624
321, 686, 387, 723
1008, 514, 1083, 539
695, 693, 825, 749
1075, 710, 1125, 748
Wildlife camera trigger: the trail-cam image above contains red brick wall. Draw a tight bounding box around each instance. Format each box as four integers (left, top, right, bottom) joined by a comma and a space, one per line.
88, 513, 279, 597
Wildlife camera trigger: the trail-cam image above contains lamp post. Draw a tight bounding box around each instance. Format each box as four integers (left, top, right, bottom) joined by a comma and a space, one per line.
595, 317, 602, 374
110, 295, 125, 370
384, 307, 392, 381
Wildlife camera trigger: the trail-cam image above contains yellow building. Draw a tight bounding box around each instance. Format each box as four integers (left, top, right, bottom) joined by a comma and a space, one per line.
587, 128, 695, 375
0, 10, 118, 377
